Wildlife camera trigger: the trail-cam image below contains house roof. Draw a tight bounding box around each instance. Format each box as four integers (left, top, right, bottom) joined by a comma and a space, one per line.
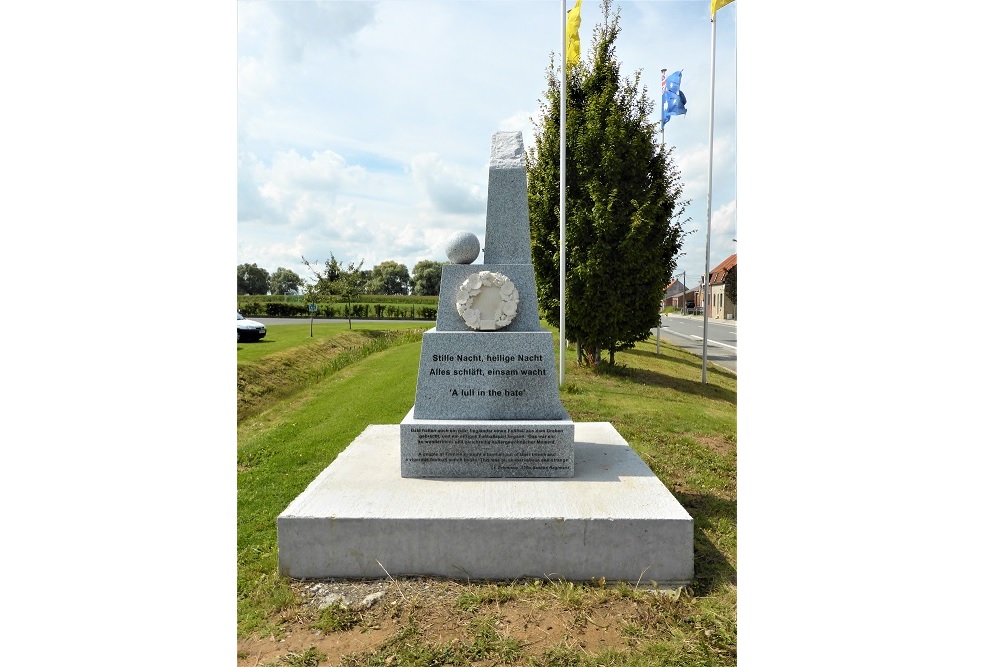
708, 254, 737, 285
663, 279, 687, 297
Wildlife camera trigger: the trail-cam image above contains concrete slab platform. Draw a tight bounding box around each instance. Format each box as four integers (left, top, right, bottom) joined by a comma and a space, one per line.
277, 422, 693, 584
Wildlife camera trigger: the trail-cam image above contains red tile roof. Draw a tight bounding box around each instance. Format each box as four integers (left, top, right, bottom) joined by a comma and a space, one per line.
708, 254, 736, 285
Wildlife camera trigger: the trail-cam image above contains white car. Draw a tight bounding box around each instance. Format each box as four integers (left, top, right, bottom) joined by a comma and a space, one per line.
237, 312, 267, 343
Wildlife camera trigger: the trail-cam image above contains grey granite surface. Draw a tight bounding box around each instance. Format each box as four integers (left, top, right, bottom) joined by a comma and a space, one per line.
402, 131, 572, 479
435, 264, 543, 333
280, 422, 693, 581
483, 165, 532, 265
401, 409, 574, 478
444, 230, 481, 264
412, 330, 567, 421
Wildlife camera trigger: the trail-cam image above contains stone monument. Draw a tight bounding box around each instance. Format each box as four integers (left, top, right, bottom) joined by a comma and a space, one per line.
400, 131, 574, 478
276, 132, 694, 585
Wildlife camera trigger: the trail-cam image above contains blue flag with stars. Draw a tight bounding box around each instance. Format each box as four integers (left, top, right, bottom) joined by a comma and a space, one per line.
661, 70, 687, 127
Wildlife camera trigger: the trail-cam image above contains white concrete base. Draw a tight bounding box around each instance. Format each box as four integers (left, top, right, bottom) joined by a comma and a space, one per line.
277, 422, 693, 584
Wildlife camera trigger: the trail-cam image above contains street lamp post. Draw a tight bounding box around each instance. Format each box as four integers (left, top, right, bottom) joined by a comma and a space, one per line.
679, 270, 686, 313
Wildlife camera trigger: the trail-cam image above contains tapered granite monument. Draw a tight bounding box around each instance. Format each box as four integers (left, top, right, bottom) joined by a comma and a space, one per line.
277, 132, 694, 584
400, 131, 574, 478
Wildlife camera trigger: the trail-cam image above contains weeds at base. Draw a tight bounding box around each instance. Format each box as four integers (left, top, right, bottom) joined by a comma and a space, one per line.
271, 646, 326, 667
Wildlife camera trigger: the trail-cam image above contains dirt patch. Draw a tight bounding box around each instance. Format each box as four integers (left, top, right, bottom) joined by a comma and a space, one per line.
695, 434, 734, 457
237, 577, 690, 666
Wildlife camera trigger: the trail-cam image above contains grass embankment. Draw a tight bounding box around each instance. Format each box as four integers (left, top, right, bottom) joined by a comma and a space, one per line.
237, 321, 430, 422
237, 325, 736, 666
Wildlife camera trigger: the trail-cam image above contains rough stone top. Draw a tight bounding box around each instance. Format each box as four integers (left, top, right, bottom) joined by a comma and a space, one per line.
490, 131, 525, 170
484, 131, 531, 265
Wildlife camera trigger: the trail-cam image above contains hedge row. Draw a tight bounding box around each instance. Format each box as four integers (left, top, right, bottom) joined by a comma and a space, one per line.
236, 293, 438, 306
239, 300, 437, 320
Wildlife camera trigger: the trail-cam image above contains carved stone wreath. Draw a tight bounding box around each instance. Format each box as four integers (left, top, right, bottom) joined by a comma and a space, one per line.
456, 270, 519, 331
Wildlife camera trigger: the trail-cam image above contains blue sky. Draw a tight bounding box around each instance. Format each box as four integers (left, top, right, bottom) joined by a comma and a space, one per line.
237, 0, 737, 289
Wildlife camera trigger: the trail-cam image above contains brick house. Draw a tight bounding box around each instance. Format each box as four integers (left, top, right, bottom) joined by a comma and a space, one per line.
662, 278, 704, 313
662, 279, 686, 309
707, 253, 737, 320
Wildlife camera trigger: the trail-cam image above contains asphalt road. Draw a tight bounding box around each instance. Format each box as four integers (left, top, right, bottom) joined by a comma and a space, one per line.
650, 313, 737, 374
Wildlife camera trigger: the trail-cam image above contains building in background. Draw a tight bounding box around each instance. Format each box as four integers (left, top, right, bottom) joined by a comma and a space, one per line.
707, 254, 737, 320
662, 279, 687, 310
662, 278, 704, 314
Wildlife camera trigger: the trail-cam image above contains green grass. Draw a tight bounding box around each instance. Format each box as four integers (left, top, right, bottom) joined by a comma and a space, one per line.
455, 583, 522, 612
237, 323, 736, 664
554, 338, 736, 605
270, 646, 328, 667
237, 320, 430, 363
238, 332, 426, 637
340, 623, 465, 667
237, 321, 429, 425
311, 605, 363, 633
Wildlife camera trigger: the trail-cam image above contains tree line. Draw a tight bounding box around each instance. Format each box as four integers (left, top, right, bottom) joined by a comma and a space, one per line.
236, 257, 444, 297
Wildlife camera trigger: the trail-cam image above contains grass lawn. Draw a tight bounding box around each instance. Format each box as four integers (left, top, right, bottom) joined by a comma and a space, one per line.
237, 320, 431, 363
237, 323, 736, 666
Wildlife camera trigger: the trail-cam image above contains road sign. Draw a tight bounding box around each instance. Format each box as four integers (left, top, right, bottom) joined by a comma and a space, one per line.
308, 303, 318, 313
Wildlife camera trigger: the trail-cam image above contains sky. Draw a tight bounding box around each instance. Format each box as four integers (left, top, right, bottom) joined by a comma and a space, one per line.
237, 0, 737, 290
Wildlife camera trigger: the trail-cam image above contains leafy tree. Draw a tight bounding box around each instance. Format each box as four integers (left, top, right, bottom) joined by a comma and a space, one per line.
410, 260, 444, 296
302, 253, 366, 329
321, 254, 342, 283
357, 269, 373, 294
366, 261, 411, 296
526, 0, 687, 367
724, 264, 736, 305
268, 267, 304, 295
237, 263, 270, 295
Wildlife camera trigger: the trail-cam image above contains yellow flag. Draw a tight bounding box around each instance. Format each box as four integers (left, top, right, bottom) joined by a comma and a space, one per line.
711, 0, 734, 16
566, 0, 582, 69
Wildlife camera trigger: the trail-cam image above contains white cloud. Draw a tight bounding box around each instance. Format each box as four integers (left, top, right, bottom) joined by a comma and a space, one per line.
237, 232, 311, 281
675, 135, 736, 205
711, 199, 737, 253
236, 56, 275, 102
318, 203, 376, 244
410, 153, 486, 216
236, 1, 737, 285
239, 148, 372, 228
499, 109, 541, 151
237, 150, 272, 224
272, 150, 356, 193
239, 1, 377, 65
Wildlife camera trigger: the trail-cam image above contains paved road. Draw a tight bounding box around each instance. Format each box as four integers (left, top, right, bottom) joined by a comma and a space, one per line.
650, 313, 737, 374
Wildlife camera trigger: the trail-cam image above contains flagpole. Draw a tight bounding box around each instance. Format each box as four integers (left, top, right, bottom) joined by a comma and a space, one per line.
701, 12, 717, 384
660, 69, 666, 148
559, 0, 567, 386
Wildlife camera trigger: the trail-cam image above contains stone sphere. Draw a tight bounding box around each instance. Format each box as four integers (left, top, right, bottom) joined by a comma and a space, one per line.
444, 231, 481, 264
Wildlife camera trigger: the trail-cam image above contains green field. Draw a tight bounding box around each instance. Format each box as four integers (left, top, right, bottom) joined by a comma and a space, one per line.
237, 322, 736, 666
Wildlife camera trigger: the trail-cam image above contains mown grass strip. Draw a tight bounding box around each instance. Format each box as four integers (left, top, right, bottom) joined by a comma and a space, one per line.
237, 340, 423, 637
237, 325, 426, 423
559, 337, 736, 597
237, 321, 430, 363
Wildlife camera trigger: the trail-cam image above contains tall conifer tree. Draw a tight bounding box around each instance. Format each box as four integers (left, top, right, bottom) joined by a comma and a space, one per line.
527, 0, 688, 366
